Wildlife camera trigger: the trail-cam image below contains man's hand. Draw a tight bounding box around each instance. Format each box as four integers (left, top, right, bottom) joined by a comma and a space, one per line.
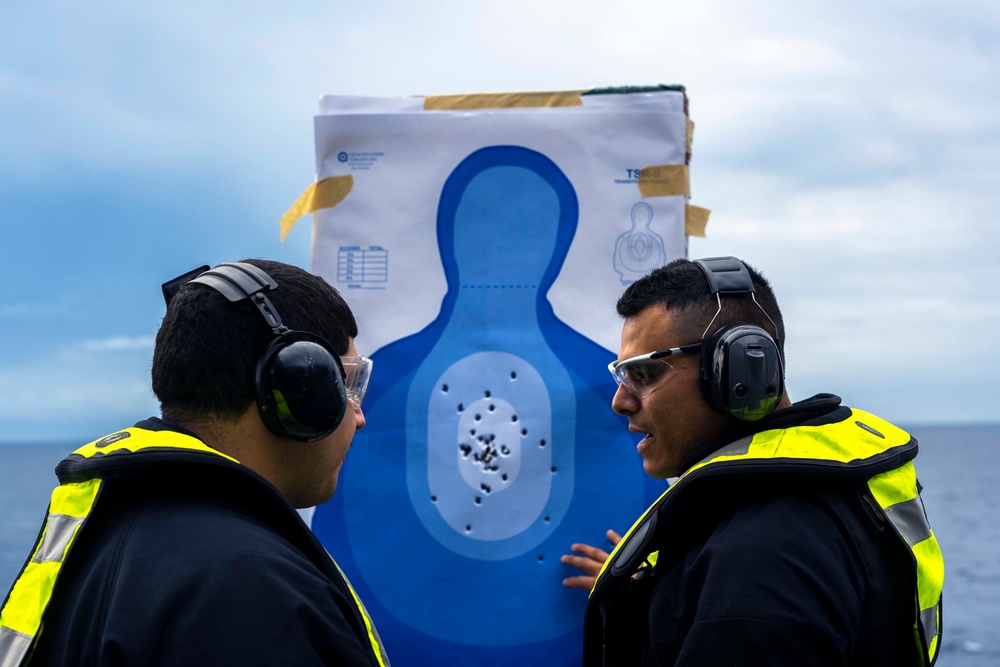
560, 529, 622, 591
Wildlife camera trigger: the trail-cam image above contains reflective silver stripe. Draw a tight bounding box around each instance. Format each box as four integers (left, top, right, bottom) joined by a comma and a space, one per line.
33, 514, 85, 563
371, 623, 391, 667
0, 626, 32, 667
352, 586, 390, 667
703, 436, 754, 461
330, 557, 390, 667
883, 496, 932, 547
921, 603, 939, 643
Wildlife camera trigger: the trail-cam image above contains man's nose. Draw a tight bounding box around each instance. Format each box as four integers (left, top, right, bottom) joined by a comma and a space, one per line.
611, 384, 639, 415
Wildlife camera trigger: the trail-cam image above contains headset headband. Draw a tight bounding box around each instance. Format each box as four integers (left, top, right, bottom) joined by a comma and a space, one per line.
694, 256, 755, 294
190, 263, 285, 333
190, 262, 276, 301
693, 256, 779, 343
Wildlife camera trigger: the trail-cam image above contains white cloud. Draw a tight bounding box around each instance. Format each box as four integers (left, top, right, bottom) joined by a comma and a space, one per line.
79, 336, 156, 352
0, 302, 64, 317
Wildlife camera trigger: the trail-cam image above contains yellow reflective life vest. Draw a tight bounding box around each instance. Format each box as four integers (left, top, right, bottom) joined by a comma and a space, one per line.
585, 409, 944, 667
0, 427, 389, 667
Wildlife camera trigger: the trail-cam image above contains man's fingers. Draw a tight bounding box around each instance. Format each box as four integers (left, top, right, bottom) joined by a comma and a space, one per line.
562, 575, 597, 591
560, 553, 603, 576
568, 542, 611, 562
560, 531, 623, 593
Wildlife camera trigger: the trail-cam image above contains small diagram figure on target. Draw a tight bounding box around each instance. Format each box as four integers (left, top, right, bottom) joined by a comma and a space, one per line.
613, 202, 665, 285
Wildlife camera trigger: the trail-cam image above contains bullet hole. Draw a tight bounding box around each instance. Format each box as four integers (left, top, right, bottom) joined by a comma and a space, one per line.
551, 466, 557, 473
470, 429, 476, 436
474, 414, 482, 422
521, 428, 528, 436
510, 371, 517, 380
480, 483, 492, 494
431, 495, 437, 502
544, 516, 550, 523
488, 404, 496, 412
511, 414, 518, 422
458, 403, 464, 412
484, 390, 491, 398
501, 474, 508, 482
459, 443, 472, 458
442, 384, 449, 393
500, 445, 510, 455
540, 439, 547, 447
537, 555, 544, 562
475, 497, 482, 504
465, 524, 472, 533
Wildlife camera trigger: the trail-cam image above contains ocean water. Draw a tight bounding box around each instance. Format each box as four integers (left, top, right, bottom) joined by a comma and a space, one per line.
1, 424, 997, 665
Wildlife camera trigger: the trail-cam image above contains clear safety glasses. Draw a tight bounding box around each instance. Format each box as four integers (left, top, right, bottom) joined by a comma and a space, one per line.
607, 343, 701, 398
340, 355, 373, 408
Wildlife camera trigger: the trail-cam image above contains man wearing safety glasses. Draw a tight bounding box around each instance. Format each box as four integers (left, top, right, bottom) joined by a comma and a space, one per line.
2, 260, 390, 666
563, 257, 943, 667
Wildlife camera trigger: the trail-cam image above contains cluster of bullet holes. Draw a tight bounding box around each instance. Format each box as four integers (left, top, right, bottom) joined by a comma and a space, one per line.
437, 376, 557, 539
459, 433, 511, 474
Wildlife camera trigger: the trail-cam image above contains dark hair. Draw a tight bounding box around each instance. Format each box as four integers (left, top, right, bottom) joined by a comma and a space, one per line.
151, 259, 358, 423
616, 258, 785, 352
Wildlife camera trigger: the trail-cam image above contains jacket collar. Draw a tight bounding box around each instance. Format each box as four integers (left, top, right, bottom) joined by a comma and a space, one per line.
677, 394, 844, 476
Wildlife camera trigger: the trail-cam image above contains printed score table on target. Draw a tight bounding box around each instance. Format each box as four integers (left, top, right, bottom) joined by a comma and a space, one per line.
337, 246, 388, 286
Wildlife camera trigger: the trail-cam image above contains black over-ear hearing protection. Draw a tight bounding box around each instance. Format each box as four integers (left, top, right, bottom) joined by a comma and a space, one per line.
184, 262, 348, 442
693, 257, 784, 422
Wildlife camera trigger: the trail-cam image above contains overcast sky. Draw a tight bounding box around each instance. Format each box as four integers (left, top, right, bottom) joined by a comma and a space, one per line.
1, 0, 997, 443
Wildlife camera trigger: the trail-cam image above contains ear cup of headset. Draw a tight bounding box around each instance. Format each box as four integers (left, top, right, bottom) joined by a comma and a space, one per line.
254, 331, 348, 442
701, 322, 784, 422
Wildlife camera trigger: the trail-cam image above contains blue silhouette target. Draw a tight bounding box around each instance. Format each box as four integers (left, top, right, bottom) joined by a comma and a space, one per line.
313, 146, 664, 666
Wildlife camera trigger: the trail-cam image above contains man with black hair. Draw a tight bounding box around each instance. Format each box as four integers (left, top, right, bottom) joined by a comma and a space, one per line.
561, 257, 943, 666
0, 259, 388, 666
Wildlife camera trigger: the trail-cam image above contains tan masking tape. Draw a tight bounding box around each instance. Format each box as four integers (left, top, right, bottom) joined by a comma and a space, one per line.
279, 175, 354, 241
685, 204, 710, 238
637, 164, 690, 198
423, 90, 587, 110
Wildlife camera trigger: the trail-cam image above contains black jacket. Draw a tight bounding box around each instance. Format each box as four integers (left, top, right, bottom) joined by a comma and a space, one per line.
586, 395, 928, 666
26, 419, 384, 666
